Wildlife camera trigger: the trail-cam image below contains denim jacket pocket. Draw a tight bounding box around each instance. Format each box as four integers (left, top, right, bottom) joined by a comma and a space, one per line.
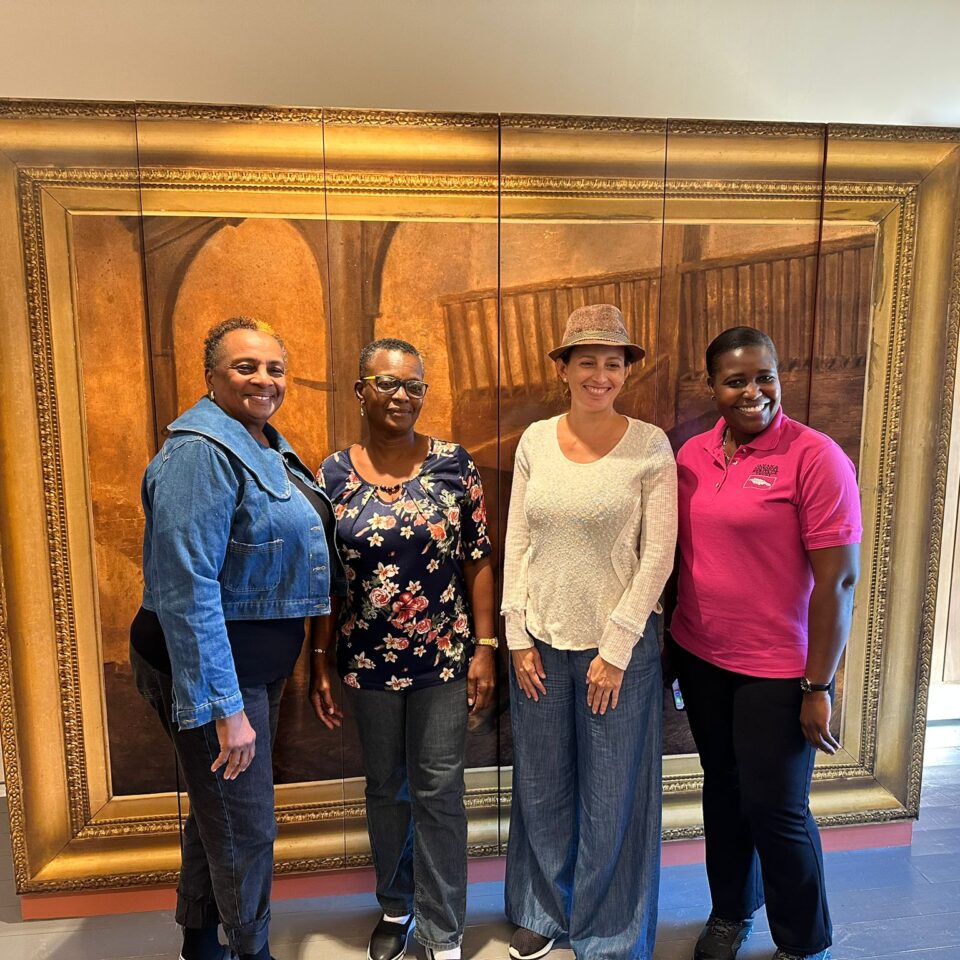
222, 538, 283, 593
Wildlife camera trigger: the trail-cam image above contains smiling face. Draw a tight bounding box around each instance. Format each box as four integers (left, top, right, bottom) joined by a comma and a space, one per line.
708, 344, 781, 443
356, 348, 425, 437
204, 329, 287, 438
557, 344, 629, 413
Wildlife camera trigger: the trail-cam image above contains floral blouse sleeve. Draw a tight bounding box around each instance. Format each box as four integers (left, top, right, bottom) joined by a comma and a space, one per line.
457, 446, 492, 561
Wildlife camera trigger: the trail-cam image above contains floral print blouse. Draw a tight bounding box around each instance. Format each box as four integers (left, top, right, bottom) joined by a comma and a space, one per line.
318, 439, 492, 692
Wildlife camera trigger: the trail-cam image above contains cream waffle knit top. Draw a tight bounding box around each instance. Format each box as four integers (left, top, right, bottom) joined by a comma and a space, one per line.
500, 415, 677, 669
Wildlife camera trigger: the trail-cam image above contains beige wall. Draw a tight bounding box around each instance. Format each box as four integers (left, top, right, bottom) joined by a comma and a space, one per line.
2, 1, 960, 125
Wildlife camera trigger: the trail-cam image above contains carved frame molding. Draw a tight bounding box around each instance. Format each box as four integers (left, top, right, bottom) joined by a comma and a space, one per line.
0, 103, 957, 891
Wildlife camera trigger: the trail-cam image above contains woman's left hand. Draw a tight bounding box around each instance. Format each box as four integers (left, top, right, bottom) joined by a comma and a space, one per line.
586, 655, 625, 715
800, 691, 840, 754
309, 652, 343, 731
467, 646, 496, 713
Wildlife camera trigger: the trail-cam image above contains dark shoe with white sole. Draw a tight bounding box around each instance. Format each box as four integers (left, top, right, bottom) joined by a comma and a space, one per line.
771, 949, 830, 960
367, 914, 415, 960
508, 927, 556, 960
693, 915, 754, 960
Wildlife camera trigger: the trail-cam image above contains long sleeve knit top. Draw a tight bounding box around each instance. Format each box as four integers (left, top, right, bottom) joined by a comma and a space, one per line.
500, 415, 678, 670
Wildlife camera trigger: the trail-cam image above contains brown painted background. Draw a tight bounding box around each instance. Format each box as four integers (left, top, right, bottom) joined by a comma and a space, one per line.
72, 213, 874, 796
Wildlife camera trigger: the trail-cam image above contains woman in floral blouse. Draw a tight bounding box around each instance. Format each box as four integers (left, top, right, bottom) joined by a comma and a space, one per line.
311, 337, 496, 960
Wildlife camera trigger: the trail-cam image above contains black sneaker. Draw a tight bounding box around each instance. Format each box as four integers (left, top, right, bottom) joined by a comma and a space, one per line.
508, 927, 556, 960
367, 914, 415, 960
771, 950, 830, 960
693, 914, 754, 960
178, 947, 237, 960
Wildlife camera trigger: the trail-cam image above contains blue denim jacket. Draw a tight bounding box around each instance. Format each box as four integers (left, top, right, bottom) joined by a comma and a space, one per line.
141, 397, 344, 729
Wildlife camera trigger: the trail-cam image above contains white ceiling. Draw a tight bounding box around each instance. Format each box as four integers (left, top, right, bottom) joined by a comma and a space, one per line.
1, 0, 959, 125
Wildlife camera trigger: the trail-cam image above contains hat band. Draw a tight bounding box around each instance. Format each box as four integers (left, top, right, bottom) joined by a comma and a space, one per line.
561, 329, 629, 347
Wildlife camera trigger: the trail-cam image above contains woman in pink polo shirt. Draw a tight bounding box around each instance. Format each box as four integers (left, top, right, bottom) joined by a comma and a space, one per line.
668, 326, 861, 960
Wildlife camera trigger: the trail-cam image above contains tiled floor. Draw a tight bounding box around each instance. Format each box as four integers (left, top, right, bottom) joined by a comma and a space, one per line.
1, 722, 958, 959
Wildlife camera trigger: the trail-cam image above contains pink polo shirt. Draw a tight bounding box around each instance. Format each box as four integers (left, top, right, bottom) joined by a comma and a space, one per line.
671, 409, 862, 678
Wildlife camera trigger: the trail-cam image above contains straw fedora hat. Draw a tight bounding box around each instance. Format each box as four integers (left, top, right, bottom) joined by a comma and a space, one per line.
547, 303, 645, 362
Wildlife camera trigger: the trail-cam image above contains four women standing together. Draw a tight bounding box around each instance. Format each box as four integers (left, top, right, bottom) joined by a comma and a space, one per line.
135, 306, 859, 960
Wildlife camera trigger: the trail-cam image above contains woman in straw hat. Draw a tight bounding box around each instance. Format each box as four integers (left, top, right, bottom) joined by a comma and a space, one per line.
500, 304, 677, 960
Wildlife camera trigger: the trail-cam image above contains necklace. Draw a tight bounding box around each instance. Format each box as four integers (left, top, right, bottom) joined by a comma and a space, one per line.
375, 481, 404, 496
722, 427, 739, 463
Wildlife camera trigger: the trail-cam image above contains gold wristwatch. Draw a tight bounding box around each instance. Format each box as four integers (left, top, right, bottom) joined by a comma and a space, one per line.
475, 637, 499, 650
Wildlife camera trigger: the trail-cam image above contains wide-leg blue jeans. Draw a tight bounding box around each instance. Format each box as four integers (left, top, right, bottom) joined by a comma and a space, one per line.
506, 618, 663, 960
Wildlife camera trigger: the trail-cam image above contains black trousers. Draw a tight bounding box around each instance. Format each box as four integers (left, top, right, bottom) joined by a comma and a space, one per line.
670, 639, 832, 956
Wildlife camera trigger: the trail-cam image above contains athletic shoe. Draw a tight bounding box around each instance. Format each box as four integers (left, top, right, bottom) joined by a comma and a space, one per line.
367, 914, 415, 960
508, 927, 556, 960
693, 914, 754, 960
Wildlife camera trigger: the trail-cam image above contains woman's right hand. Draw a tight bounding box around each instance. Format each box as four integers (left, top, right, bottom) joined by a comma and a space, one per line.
211, 710, 256, 780
309, 653, 343, 730
512, 647, 547, 701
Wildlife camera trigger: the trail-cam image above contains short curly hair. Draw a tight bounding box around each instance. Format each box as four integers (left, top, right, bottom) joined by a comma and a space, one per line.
203, 317, 288, 370
358, 337, 422, 379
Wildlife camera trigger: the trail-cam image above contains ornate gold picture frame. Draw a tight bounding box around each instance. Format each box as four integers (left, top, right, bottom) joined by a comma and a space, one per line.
0, 100, 957, 893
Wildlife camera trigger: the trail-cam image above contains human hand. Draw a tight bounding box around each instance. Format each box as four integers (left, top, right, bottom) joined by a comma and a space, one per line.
211, 709, 256, 779
511, 647, 547, 701
586, 655, 625, 715
467, 646, 496, 713
309, 652, 343, 730
800, 691, 839, 754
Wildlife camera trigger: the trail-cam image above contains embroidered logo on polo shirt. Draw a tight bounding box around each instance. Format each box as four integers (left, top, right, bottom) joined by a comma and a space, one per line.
743, 463, 778, 489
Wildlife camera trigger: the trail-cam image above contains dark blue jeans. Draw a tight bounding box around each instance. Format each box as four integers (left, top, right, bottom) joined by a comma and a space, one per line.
506, 619, 663, 960
130, 645, 283, 956
670, 638, 832, 956
347, 677, 469, 951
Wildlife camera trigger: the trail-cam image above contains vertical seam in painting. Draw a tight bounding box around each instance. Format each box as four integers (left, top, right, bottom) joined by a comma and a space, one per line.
321, 111, 338, 450
807, 125, 829, 422
655, 123, 669, 424
496, 115, 505, 854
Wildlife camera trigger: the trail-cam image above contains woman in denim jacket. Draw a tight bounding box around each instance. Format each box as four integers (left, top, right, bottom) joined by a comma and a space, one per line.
130, 317, 344, 960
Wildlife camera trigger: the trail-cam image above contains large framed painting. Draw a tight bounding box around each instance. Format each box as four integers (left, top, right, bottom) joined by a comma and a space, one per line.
0, 100, 957, 892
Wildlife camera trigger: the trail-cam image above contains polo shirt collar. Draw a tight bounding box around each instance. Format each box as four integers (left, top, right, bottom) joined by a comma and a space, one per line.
704, 406, 788, 461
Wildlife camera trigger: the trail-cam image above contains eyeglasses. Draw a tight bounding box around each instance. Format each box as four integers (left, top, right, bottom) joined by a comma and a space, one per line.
360, 375, 430, 399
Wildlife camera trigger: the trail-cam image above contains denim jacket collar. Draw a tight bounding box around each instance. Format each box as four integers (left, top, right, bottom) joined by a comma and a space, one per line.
167, 397, 299, 499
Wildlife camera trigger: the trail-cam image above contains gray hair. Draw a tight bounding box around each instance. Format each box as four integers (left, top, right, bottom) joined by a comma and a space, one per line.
358, 337, 422, 378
